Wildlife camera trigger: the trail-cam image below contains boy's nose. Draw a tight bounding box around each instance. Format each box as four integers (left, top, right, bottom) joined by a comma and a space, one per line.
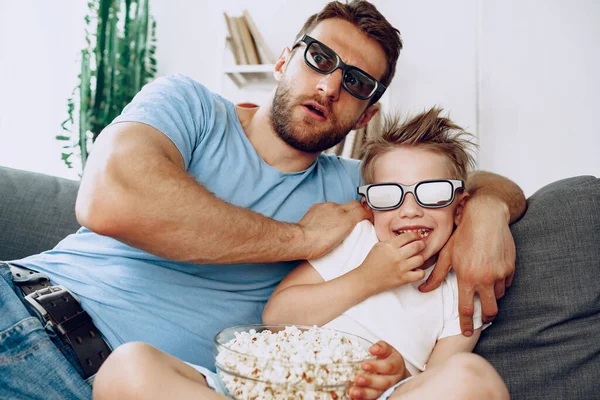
398, 193, 424, 218
316, 70, 342, 102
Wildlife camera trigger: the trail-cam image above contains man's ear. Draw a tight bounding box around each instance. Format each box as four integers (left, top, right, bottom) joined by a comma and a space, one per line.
274, 47, 292, 81
353, 103, 380, 130
454, 192, 470, 225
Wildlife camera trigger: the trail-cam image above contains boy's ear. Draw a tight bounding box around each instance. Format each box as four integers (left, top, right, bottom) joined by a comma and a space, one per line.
454, 192, 470, 226
353, 103, 380, 130
274, 47, 292, 81
360, 198, 375, 224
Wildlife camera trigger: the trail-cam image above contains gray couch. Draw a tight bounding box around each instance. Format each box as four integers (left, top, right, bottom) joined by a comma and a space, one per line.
1, 165, 598, 399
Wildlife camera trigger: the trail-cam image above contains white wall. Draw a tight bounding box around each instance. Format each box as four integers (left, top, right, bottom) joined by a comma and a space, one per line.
0, 0, 598, 195
478, 0, 600, 195
0, 0, 87, 181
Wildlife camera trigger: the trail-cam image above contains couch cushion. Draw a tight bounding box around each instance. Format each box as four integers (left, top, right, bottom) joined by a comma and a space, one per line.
0, 167, 80, 260
475, 175, 600, 400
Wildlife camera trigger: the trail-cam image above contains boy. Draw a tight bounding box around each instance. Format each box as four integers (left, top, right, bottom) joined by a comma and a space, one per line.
262, 107, 503, 399
93, 108, 508, 400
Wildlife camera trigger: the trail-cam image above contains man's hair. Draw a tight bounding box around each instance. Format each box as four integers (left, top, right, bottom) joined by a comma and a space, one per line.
296, 0, 402, 95
360, 107, 477, 184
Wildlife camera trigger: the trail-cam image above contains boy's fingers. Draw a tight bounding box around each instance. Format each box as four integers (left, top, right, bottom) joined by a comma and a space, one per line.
349, 386, 384, 400
355, 373, 401, 391
404, 269, 426, 283
401, 240, 426, 256
389, 232, 421, 247
368, 340, 392, 358
362, 359, 398, 376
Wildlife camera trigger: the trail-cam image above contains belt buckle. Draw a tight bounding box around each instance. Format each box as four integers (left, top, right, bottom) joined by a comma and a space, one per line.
24, 285, 80, 322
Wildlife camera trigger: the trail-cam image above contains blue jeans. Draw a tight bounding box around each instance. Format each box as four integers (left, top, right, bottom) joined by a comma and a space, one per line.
0, 262, 92, 399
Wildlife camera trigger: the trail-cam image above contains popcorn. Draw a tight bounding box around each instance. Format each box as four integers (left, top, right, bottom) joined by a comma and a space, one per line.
215, 326, 372, 400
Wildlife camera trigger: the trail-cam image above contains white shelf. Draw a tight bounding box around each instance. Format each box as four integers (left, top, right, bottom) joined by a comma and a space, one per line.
225, 64, 276, 88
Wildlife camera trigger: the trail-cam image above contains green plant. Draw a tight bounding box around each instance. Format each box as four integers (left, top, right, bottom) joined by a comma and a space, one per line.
58, 0, 157, 172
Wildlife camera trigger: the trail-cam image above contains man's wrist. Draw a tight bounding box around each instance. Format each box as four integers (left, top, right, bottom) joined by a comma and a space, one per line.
464, 194, 510, 224
285, 222, 311, 260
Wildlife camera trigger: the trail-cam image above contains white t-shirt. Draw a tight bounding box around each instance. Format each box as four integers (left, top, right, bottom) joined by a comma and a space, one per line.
309, 220, 485, 375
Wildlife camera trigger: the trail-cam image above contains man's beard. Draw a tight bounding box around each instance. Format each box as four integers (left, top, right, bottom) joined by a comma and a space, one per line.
270, 79, 357, 153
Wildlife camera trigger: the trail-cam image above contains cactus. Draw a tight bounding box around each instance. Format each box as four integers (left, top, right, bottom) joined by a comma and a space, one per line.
58, 0, 157, 172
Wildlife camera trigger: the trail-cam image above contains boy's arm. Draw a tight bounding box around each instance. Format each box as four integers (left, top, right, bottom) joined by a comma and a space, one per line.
426, 329, 481, 370
263, 230, 426, 326
262, 261, 377, 326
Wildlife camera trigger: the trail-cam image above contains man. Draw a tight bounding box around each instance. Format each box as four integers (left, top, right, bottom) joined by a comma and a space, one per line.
0, 1, 524, 398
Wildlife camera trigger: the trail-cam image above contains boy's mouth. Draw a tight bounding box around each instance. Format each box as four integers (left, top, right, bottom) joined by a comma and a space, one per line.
393, 228, 432, 238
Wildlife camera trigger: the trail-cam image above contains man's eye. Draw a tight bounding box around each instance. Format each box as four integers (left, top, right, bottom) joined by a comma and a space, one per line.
313, 53, 327, 64
345, 75, 358, 87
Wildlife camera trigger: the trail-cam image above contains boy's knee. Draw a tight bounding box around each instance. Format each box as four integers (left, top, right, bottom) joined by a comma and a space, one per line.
94, 342, 160, 399
444, 353, 509, 400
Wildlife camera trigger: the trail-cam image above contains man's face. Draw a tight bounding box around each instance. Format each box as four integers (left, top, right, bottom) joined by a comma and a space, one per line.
270, 18, 387, 153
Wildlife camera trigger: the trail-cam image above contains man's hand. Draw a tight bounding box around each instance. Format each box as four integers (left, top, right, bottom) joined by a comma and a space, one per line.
419, 196, 516, 335
349, 341, 408, 400
358, 232, 426, 294
298, 201, 372, 260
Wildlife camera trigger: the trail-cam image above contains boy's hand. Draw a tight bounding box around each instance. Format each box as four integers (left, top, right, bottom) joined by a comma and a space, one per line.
349, 341, 408, 400
359, 232, 426, 294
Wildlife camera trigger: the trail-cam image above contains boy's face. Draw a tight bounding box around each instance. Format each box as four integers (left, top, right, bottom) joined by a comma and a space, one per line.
369, 147, 466, 269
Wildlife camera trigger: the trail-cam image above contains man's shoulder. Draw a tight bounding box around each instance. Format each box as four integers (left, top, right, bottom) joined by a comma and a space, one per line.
146, 74, 225, 104
316, 154, 363, 186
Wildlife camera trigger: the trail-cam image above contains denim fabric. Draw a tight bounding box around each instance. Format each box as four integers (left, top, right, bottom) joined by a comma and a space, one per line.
0, 263, 91, 399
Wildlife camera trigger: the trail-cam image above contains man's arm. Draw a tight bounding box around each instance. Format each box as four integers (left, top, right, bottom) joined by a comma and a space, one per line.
76, 122, 368, 264
465, 171, 527, 224
420, 171, 526, 335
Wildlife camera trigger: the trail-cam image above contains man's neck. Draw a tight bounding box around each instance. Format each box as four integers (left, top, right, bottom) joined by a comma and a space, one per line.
236, 104, 320, 173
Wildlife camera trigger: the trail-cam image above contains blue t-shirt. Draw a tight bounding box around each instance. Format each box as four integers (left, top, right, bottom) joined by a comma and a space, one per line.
12, 74, 362, 370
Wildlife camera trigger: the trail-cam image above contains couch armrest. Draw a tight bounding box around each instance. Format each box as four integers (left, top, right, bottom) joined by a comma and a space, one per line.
475, 175, 600, 399
0, 166, 81, 260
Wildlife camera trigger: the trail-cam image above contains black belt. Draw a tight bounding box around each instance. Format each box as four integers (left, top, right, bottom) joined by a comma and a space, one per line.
7, 263, 112, 378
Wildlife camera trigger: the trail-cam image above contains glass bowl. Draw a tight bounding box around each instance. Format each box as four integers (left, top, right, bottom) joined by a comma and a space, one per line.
213, 324, 375, 400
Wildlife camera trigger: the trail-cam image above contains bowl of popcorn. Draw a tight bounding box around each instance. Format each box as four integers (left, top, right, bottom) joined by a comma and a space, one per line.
214, 324, 375, 400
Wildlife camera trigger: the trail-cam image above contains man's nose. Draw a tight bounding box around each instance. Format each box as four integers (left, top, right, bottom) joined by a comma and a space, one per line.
398, 193, 424, 218
316, 69, 342, 102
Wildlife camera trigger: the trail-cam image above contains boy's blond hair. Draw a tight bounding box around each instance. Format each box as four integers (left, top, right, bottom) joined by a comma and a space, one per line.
360, 107, 477, 184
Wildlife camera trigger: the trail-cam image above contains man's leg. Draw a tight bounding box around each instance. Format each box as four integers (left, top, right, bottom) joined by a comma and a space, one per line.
0, 263, 91, 400
389, 353, 509, 400
93, 342, 229, 400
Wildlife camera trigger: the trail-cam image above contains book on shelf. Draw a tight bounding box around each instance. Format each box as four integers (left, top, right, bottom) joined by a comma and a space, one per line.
242, 9, 275, 64
235, 16, 260, 65
223, 10, 274, 66
223, 12, 247, 65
